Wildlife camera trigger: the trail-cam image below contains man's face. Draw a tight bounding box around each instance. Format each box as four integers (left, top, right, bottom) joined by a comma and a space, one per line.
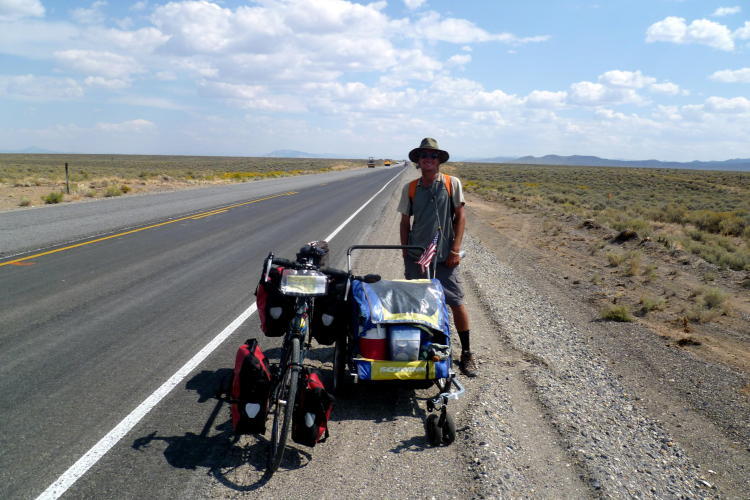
418, 150, 439, 173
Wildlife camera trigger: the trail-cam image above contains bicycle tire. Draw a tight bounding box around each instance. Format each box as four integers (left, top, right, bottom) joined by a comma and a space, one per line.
267, 336, 300, 475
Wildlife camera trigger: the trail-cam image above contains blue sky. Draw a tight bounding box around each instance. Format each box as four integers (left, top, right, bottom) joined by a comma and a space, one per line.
0, 0, 748, 161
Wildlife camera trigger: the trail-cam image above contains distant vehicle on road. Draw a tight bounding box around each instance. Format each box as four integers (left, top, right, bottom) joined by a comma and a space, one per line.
384, 159, 392, 167
367, 157, 375, 168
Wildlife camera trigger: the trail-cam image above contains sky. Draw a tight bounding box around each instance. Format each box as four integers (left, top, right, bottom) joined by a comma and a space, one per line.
0, 0, 749, 161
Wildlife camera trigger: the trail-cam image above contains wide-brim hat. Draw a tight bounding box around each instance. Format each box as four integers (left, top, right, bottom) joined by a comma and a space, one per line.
409, 137, 449, 164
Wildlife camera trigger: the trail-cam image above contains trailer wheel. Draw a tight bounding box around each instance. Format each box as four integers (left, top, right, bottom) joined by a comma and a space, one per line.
425, 414, 443, 446
441, 412, 456, 445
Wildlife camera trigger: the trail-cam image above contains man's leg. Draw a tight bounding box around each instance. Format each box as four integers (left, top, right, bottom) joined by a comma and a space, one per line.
450, 304, 470, 332
450, 304, 477, 377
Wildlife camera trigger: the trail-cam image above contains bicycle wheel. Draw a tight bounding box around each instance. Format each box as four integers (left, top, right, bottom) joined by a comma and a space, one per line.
267, 336, 300, 476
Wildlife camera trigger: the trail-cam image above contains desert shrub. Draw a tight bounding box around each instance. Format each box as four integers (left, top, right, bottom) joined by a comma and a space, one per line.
690, 210, 732, 234
718, 214, 747, 236
606, 251, 625, 267
120, 184, 131, 194
625, 250, 642, 276
639, 295, 666, 314
19, 198, 31, 207
104, 186, 122, 197
699, 287, 727, 310
686, 307, 721, 324
642, 264, 658, 283
42, 192, 64, 204
659, 203, 687, 224
601, 304, 633, 322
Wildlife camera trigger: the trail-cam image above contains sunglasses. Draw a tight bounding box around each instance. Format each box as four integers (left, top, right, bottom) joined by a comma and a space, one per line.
419, 152, 439, 160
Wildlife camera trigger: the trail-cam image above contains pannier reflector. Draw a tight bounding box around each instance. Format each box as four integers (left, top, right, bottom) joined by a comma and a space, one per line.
322, 313, 334, 326
305, 412, 315, 427
280, 269, 328, 296
245, 402, 261, 418
270, 307, 283, 319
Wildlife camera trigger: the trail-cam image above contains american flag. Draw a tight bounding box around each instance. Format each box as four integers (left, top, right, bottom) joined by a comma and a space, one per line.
417, 232, 439, 274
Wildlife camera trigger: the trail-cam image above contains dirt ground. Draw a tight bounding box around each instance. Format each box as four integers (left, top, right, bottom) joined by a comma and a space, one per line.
0, 177, 222, 212
467, 195, 750, 377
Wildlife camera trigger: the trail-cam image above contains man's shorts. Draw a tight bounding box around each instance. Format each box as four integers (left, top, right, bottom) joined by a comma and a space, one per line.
403, 258, 465, 307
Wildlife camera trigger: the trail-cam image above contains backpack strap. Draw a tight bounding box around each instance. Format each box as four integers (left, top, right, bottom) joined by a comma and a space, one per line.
408, 174, 454, 217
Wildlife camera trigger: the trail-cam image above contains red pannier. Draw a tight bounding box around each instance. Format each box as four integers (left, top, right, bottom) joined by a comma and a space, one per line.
231, 338, 272, 434
255, 266, 295, 337
292, 369, 334, 447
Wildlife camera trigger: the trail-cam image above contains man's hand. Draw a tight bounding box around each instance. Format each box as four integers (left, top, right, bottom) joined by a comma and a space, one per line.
444, 251, 461, 268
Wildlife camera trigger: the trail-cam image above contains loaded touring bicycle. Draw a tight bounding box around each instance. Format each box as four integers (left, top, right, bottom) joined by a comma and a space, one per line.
225, 241, 464, 479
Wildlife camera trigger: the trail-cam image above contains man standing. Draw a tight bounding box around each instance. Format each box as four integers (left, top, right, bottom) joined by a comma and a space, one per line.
397, 138, 477, 377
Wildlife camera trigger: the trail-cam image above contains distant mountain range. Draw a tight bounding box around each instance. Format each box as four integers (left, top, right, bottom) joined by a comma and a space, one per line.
4, 147, 748, 171
469, 154, 750, 171
264, 149, 355, 159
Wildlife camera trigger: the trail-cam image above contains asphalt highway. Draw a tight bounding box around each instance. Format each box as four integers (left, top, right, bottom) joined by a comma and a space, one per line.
0, 166, 406, 499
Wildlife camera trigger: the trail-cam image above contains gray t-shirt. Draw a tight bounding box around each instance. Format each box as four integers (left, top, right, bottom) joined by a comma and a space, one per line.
397, 173, 465, 262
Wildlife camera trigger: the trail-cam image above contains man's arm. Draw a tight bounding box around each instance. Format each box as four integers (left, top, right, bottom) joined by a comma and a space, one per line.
400, 213, 411, 258
444, 203, 465, 267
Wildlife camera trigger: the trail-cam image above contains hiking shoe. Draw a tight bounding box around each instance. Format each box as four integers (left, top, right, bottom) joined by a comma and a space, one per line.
459, 351, 478, 378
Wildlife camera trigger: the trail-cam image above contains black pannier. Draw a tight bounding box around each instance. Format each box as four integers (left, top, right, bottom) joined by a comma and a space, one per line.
311, 274, 349, 345
256, 266, 295, 337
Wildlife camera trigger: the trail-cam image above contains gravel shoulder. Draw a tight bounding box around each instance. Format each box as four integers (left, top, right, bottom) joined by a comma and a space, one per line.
206, 175, 749, 498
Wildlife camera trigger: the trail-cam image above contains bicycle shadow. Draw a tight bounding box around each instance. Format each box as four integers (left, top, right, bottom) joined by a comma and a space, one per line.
130, 368, 311, 492
296, 346, 440, 453
267, 344, 438, 452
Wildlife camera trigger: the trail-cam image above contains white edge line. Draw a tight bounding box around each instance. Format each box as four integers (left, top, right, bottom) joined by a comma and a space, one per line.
36, 167, 405, 500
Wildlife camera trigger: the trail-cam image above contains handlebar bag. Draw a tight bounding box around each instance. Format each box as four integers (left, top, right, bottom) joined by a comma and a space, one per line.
231, 338, 272, 434
292, 369, 334, 447
256, 266, 295, 337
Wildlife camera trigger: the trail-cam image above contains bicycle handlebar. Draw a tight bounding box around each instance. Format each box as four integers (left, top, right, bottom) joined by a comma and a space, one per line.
267, 255, 380, 283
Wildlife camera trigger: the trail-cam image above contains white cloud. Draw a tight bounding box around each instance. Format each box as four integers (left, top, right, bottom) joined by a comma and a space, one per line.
71, 1, 108, 25
412, 11, 549, 45
568, 80, 645, 106
525, 90, 567, 108
404, 0, 426, 10
0, 0, 44, 20
446, 54, 471, 67
711, 6, 741, 17
55, 49, 142, 78
704, 96, 750, 113
86, 27, 170, 52
96, 119, 156, 133
599, 70, 656, 88
646, 16, 735, 51
710, 67, 750, 83
0, 74, 83, 100
114, 96, 185, 110
649, 81, 688, 95
0, 20, 79, 58
736, 21, 750, 39
84, 76, 130, 89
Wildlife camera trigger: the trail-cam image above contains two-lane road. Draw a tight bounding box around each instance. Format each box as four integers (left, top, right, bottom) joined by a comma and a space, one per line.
0, 166, 405, 498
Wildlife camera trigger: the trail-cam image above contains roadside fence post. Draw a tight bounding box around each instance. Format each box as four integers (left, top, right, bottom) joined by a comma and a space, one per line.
65, 162, 70, 194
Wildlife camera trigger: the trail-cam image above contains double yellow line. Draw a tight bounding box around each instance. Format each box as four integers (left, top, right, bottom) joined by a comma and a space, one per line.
0, 191, 297, 268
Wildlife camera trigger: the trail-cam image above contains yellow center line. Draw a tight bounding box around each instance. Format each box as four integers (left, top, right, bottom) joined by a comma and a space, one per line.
0, 191, 298, 268
190, 209, 229, 220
